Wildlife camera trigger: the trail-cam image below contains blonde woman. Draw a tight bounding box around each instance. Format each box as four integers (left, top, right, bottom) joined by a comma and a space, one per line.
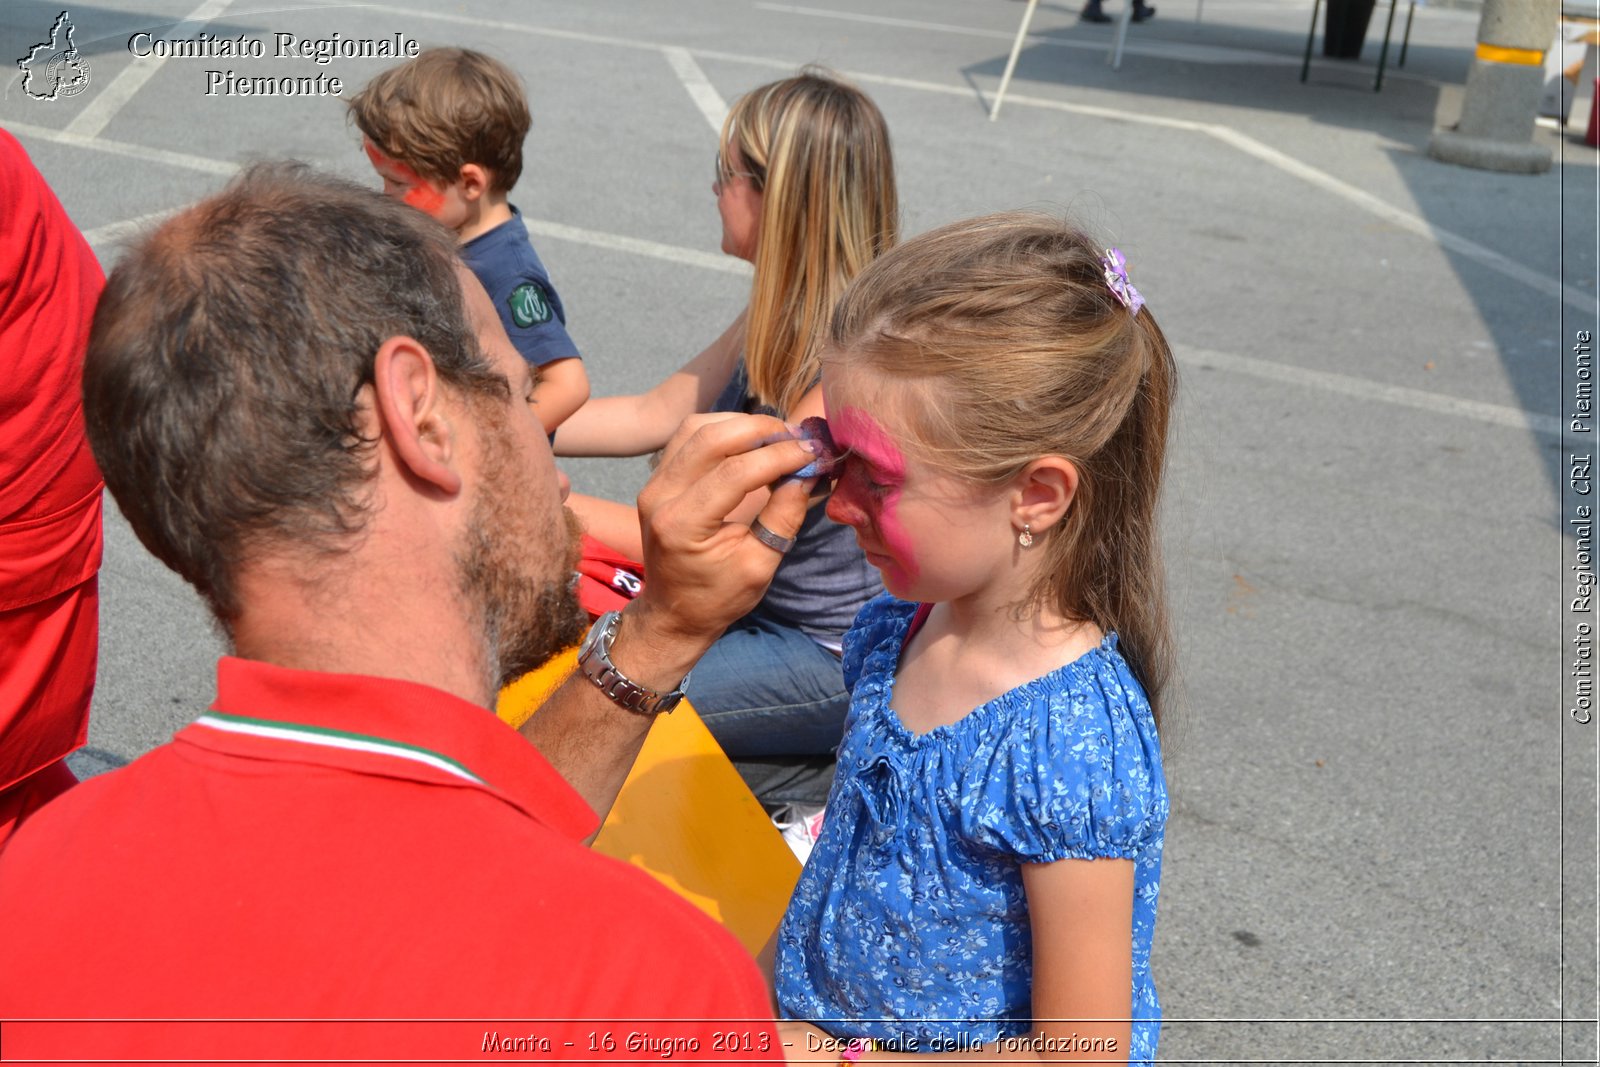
556, 69, 897, 813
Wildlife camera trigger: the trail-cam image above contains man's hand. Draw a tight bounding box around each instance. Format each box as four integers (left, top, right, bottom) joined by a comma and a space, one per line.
524, 414, 819, 824
629, 413, 820, 649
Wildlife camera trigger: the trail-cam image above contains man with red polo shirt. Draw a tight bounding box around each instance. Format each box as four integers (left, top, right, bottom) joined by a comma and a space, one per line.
0, 163, 824, 1063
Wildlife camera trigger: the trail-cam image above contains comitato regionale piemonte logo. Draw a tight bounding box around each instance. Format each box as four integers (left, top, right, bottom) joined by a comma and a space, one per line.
17, 11, 92, 101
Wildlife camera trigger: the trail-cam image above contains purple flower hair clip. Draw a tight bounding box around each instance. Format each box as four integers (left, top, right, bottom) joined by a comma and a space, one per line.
1101, 247, 1144, 315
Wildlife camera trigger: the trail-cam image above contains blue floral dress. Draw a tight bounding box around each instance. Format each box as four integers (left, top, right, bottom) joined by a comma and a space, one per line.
775, 595, 1168, 1065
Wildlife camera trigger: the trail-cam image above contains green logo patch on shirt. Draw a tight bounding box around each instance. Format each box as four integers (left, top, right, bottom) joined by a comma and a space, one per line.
508, 282, 552, 328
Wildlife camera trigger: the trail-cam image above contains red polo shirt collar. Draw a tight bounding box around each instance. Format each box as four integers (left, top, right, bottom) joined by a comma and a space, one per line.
176, 656, 598, 841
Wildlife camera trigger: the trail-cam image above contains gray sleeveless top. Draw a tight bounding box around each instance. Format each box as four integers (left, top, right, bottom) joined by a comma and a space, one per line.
713, 360, 883, 642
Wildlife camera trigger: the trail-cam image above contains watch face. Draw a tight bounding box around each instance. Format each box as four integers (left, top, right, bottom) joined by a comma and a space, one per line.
581, 612, 615, 659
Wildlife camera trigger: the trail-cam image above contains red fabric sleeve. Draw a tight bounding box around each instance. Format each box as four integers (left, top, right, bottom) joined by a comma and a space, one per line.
0, 128, 105, 609
0, 131, 105, 789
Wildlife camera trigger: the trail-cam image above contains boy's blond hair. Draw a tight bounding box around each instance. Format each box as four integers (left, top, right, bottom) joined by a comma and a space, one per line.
348, 48, 529, 194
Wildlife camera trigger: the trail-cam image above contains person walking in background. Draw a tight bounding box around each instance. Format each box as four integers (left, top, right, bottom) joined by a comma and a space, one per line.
1082, 0, 1156, 23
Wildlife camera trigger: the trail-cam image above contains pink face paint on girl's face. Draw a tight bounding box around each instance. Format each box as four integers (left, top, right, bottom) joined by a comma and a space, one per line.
363, 141, 448, 218
827, 404, 920, 590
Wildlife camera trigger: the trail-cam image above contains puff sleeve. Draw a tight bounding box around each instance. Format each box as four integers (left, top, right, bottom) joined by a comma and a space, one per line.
840, 593, 910, 693
960, 637, 1167, 865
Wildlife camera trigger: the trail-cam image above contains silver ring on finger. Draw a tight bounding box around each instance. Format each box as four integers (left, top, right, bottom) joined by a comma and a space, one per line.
750, 517, 797, 555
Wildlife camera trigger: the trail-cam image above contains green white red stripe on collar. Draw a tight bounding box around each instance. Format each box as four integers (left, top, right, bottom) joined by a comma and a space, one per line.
193, 712, 484, 785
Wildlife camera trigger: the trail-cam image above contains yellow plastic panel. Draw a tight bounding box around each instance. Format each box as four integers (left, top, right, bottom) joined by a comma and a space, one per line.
498, 648, 800, 956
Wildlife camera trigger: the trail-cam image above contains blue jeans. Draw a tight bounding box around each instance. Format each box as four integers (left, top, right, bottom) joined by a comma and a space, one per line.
691, 611, 849, 806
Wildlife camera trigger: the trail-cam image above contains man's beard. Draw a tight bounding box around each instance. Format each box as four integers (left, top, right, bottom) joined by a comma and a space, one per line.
455, 426, 589, 693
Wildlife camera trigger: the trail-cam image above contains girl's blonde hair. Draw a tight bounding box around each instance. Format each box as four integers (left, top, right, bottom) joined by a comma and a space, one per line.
720, 68, 898, 416
827, 212, 1177, 727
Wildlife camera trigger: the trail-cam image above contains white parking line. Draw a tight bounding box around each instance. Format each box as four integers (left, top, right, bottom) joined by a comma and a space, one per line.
65, 200, 1549, 435
75, 199, 750, 278
844, 71, 1586, 312
64, 0, 239, 139
1175, 344, 1563, 437
753, 1, 1304, 67
353, 1, 1576, 313
524, 218, 750, 276
352, 2, 670, 55
1206, 126, 1588, 312
19, 3, 1560, 440
662, 47, 729, 133
84, 209, 178, 249
6, 119, 236, 176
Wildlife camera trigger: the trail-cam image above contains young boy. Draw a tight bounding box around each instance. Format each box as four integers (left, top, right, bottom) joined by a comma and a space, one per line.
349, 48, 588, 434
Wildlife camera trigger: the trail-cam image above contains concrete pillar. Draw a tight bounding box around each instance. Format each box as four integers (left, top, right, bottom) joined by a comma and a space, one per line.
1428, 0, 1560, 174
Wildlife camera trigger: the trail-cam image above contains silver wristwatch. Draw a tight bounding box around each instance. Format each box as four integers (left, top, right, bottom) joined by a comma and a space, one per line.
576, 610, 691, 717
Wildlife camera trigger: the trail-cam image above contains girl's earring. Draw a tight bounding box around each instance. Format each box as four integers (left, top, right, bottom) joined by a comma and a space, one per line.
1017, 523, 1034, 549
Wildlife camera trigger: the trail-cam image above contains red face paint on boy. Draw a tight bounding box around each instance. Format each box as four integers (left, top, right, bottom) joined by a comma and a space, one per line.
363, 140, 449, 218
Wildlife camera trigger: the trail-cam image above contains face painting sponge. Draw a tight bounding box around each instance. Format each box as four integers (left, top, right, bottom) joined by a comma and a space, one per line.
793, 417, 840, 479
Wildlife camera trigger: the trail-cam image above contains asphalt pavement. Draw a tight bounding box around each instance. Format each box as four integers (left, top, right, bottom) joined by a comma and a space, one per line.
2, 0, 1596, 1062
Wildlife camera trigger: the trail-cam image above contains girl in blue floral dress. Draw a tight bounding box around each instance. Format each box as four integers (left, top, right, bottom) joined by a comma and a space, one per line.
772, 213, 1176, 1065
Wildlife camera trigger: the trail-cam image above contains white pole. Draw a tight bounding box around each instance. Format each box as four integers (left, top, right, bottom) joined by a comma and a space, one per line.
990, 0, 1042, 121
1109, 2, 1135, 69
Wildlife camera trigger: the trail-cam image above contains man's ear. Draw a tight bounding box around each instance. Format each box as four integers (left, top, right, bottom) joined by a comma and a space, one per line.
458, 163, 490, 203
371, 338, 462, 496
1011, 456, 1079, 534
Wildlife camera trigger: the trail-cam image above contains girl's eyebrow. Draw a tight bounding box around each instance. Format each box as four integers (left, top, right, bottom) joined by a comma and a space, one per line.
831, 445, 880, 478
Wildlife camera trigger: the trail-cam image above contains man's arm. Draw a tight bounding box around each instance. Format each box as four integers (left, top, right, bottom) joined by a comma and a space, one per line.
522, 413, 822, 822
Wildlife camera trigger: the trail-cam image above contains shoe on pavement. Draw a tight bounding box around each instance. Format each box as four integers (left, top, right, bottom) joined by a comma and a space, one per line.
772, 802, 826, 864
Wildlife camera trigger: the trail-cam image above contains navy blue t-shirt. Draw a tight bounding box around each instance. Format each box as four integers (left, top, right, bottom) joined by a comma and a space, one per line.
460, 207, 580, 368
